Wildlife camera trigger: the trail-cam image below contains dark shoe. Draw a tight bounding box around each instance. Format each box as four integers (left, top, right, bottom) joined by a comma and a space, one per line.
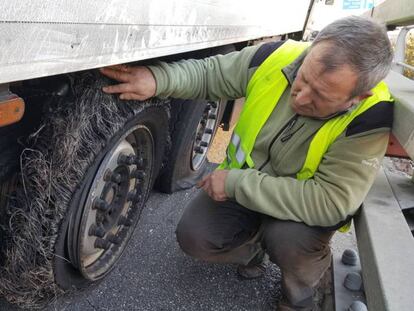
237, 252, 268, 279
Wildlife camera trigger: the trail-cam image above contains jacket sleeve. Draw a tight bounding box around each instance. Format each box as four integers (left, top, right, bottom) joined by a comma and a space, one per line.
225, 130, 390, 227
147, 45, 259, 100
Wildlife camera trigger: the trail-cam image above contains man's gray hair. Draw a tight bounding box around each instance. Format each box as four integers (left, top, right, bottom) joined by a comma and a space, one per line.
311, 16, 393, 97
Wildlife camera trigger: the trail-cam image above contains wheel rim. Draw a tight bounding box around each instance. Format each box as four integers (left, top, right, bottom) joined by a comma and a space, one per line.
191, 101, 219, 171
69, 125, 154, 281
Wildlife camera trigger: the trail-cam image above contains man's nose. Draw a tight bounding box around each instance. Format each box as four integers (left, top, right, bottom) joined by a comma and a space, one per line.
295, 87, 312, 106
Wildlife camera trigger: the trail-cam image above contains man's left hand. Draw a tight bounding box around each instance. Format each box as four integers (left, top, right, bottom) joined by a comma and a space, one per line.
197, 170, 229, 201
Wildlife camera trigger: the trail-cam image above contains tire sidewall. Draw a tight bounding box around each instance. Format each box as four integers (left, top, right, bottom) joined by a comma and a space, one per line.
165, 99, 224, 192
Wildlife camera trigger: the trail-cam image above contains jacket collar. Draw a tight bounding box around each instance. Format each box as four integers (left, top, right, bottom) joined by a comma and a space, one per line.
281, 48, 308, 86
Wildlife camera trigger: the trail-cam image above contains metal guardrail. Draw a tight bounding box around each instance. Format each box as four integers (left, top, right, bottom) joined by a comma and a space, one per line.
344, 2, 414, 309
354, 167, 414, 311
395, 62, 414, 72
332, 71, 414, 311
384, 72, 414, 160
351, 66, 414, 311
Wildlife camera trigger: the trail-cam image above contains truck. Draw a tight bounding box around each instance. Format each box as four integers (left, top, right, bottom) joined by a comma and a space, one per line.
0, 0, 313, 308
1, 0, 414, 310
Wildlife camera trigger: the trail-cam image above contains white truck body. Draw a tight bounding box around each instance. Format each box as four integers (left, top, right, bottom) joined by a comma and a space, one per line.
0, 0, 311, 84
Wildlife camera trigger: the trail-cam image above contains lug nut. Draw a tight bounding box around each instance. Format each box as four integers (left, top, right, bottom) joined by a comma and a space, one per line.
131, 169, 146, 180
118, 215, 133, 227
127, 155, 138, 165
107, 233, 122, 245
131, 187, 143, 202
93, 198, 110, 212
136, 157, 146, 169
118, 154, 129, 165
348, 301, 367, 311
118, 153, 137, 166
103, 169, 113, 182
127, 190, 137, 201
128, 195, 143, 204
344, 272, 363, 291
200, 141, 208, 147
96, 213, 105, 224
104, 170, 123, 183
342, 249, 358, 266
89, 224, 106, 238
205, 128, 213, 134
194, 146, 204, 154
94, 238, 111, 250
135, 194, 143, 202
111, 173, 122, 183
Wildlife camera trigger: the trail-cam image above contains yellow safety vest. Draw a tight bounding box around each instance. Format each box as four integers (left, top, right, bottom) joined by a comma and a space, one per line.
219, 40, 393, 232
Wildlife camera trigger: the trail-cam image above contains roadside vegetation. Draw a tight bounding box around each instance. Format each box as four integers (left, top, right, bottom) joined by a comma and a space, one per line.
404, 30, 414, 79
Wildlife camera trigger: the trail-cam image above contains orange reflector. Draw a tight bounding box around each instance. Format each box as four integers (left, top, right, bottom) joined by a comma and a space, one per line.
0, 96, 25, 127
386, 133, 409, 158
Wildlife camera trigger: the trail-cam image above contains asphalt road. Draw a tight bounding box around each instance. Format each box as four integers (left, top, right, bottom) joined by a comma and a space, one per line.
0, 182, 357, 311
1, 186, 284, 311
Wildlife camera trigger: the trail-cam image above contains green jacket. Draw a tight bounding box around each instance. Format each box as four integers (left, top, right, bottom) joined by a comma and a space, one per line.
148, 41, 393, 229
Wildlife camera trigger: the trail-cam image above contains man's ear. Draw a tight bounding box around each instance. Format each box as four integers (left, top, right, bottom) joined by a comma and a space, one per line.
351, 91, 374, 105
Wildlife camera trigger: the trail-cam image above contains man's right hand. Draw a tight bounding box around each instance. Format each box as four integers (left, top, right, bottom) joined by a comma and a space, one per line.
100, 65, 156, 101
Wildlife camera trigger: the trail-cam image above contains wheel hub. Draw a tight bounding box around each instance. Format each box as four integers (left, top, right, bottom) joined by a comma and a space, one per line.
69, 125, 154, 280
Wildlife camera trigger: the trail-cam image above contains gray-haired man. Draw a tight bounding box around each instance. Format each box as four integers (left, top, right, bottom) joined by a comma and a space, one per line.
101, 16, 393, 310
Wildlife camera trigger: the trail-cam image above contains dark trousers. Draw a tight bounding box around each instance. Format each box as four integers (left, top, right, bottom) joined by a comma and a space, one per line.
176, 191, 334, 310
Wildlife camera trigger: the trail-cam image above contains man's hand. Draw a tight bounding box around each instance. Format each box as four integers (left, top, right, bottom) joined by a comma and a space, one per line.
100, 65, 156, 101
197, 170, 229, 201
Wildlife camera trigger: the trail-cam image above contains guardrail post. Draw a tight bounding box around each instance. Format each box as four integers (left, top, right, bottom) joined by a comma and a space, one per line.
393, 27, 409, 74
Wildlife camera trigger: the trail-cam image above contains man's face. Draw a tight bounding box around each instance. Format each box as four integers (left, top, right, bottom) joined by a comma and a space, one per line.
290, 43, 363, 118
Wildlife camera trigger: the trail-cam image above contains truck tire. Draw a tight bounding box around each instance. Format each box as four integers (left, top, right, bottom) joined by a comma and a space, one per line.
0, 72, 169, 308
156, 98, 224, 193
